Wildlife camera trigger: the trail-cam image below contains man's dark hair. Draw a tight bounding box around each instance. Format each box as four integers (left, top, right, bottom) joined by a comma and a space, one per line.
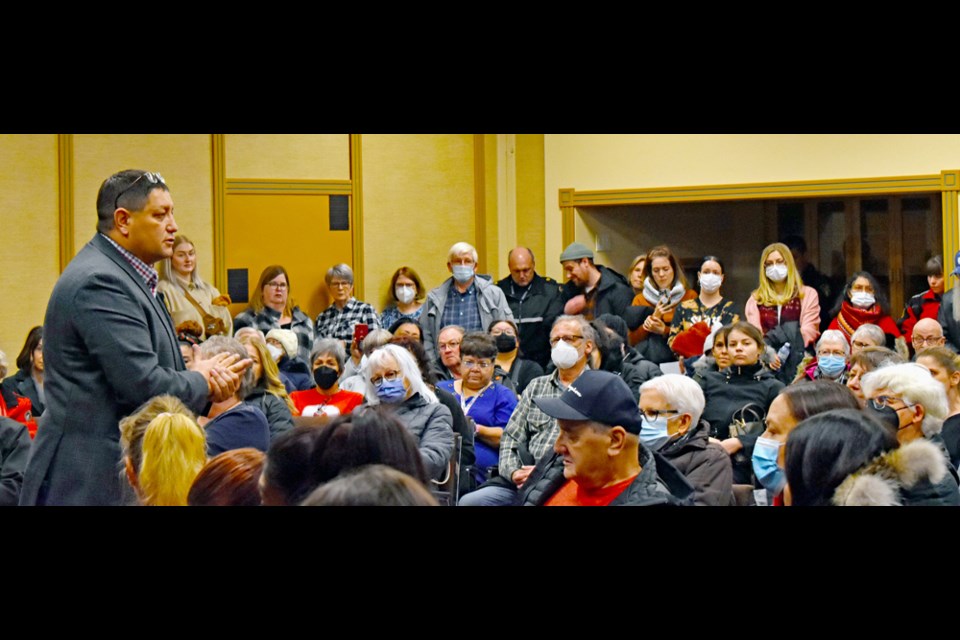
95, 169, 169, 234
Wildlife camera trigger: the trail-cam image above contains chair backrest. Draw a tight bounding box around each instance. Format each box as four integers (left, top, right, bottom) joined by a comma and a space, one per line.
430, 433, 462, 506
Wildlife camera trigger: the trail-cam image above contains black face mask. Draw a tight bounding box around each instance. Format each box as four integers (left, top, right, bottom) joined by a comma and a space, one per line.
866, 403, 902, 434
495, 333, 517, 353
314, 366, 339, 390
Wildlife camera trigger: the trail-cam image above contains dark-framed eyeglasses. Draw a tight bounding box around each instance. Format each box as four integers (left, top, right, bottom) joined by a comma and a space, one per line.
640, 409, 680, 422
114, 172, 165, 210
869, 395, 914, 412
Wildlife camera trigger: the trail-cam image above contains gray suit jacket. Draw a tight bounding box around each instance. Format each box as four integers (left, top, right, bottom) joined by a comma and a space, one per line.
19, 234, 208, 506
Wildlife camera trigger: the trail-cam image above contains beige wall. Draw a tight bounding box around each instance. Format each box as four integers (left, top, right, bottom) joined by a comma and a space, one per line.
543, 134, 960, 281
0, 135, 59, 360
515, 134, 546, 270
225, 134, 349, 180
360, 134, 477, 312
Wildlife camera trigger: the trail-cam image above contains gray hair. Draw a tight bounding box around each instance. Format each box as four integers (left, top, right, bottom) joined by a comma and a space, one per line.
861, 362, 948, 436
551, 315, 598, 346
640, 374, 705, 425
325, 263, 354, 286
817, 329, 850, 357
362, 329, 393, 356
310, 338, 347, 371
364, 344, 437, 406
200, 336, 255, 401
234, 327, 265, 343
0, 349, 7, 379
447, 242, 478, 264
851, 323, 885, 348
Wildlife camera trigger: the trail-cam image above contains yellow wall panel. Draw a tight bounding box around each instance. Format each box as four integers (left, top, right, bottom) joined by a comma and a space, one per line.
361, 134, 476, 312
0, 135, 59, 358
225, 134, 349, 180
72, 134, 214, 279
515, 134, 546, 271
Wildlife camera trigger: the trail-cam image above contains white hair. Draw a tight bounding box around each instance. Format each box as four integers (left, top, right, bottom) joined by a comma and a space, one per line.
640, 374, 706, 425
851, 323, 885, 348
447, 242, 478, 264
364, 344, 438, 406
861, 362, 948, 436
817, 329, 850, 356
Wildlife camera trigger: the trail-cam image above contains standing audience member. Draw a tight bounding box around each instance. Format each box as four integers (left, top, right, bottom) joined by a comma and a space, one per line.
914, 347, 960, 469
421, 241, 513, 362
783, 235, 836, 333
628, 254, 647, 296
302, 464, 440, 506
495, 247, 563, 369
828, 271, 904, 354
364, 344, 454, 480
489, 319, 544, 396
314, 263, 380, 345
558, 242, 634, 321
199, 336, 271, 457
234, 265, 315, 363
460, 315, 596, 506
900, 254, 944, 346
187, 448, 265, 507
436, 325, 465, 381
845, 346, 905, 407
290, 339, 365, 419
626, 245, 697, 363
235, 332, 296, 440
264, 328, 314, 393
520, 370, 694, 506
157, 234, 233, 340
2, 326, 45, 417
638, 374, 733, 506
21, 170, 247, 507
119, 395, 207, 507
668, 256, 739, 360
380, 266, 426, 330
938, 251, 960, 352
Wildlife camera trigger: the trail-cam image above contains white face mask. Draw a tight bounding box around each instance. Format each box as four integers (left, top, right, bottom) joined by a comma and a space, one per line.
395, 285, 416, 304
551, 339, 581, 370
699, 273, 722, 293
851, 292, 876, 308
267, 343, 284, 362
765, 264, 788, 283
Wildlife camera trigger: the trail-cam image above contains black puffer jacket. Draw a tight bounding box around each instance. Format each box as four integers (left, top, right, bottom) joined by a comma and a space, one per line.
659, 419, 734, 506
519, 443, 694, 506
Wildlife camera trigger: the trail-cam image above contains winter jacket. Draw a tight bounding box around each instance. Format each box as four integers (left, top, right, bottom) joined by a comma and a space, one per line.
421, 276, 514, 362
938, 289, 960, 353
833, 438, 960, 506
625, 288, 698, 363
561, 264, 635, 322
244, 388, 295, 441
620, 347, 663, 403
899, 289, 941, 346
384, 392, 455, 480
233, 306, 315, 364
496, 272, 564, 369
277, 355, 314, 393
745, 285, 821, 348
519, 442, 694, 506
659, 419, 734, 506
2, 369, 44, 416
0, 416, 31, 506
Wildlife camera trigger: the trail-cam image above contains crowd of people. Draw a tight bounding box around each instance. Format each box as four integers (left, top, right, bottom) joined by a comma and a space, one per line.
3, 168, 959, 507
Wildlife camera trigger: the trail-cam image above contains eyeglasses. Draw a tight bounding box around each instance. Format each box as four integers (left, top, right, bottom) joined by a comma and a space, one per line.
114, 172, 165, 210
549, 335, 583, 347
852, 340, 873, 350
438, 340, 462, 351
371, 371, 402, 387
641, 409, 680, 422
869, 395, 914, 412
817, 350, 846, 358
913, 335, 944, 346
462, 359, 493, 370
265, 280, 288, 290
329, 281, 352, 289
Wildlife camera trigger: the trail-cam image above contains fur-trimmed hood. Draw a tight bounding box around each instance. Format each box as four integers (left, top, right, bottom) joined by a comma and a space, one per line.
833, 438, 951, 506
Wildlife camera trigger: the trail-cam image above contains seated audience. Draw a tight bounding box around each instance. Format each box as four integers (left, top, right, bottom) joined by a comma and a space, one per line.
793, 329, 850, 384
340, 329, 393, 395
302, 464, 439, 506
265, 328, 313, 393
914, 346, 960, 469
236, 332, 296, 440
233, 265, 314, 363
592, 315, 661, 402
638, 374, 733, 506
520, 370, 694, 506
489, 319, 543, 396
0, 414, 30, 506
0, 349, 38, 437
119, 395, 207, 506
199, 336, 270, 456
389, 319, 424, 343
846, 346, 905, 407
850, 323, 886, 356
291, 338, 365, 419
436, 325, 465, 381
2, 326, 44, 417
380, 266, 426, 330
188, 448, 265, 507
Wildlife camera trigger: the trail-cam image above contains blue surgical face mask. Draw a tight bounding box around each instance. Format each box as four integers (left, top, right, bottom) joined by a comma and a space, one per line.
376, 379, 407, 404
752, 436, 786, 495
452, 265, 474, 284
640, 415, 672, 451
818, 354, 847, 379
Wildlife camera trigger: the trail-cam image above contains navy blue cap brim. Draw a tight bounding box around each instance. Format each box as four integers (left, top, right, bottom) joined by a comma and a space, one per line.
533, 396, 591, 422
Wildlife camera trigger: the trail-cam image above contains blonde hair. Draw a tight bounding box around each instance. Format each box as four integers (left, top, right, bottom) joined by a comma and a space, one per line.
119, 396, 206, 506
157, 235, 216, 296
753, 242, 806, 306
237, 332, 295, 413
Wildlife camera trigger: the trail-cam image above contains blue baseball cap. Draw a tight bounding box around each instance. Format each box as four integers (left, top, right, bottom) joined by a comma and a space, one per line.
534, 370, 643, 434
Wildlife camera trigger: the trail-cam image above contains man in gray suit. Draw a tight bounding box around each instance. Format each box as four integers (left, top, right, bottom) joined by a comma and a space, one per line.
20, 170, 248, 506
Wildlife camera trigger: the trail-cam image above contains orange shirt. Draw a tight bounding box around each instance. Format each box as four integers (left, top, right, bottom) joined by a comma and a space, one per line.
544, 474, 639, 506
290, 388, 364, 418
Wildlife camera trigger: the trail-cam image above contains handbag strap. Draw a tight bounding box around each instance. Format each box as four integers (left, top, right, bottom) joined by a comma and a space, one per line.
181, 285, 214, 319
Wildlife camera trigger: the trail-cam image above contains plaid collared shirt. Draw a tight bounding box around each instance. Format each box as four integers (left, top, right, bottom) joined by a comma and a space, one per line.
440, 280, 483, 332
100, 233, 158, 296
314, 297, 381, 343
497, 369, 575, 481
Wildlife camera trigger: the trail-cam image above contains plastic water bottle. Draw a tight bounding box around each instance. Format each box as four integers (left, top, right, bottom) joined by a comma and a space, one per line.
777, 343, 791, 362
